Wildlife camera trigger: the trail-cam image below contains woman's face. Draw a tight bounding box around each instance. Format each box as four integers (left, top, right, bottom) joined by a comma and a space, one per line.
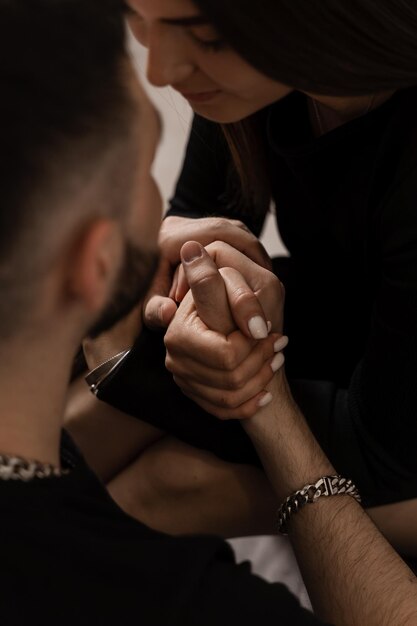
126, 0, 293, 123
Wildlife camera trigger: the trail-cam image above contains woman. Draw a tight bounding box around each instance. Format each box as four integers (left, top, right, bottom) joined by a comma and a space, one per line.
72, 0, 417, 550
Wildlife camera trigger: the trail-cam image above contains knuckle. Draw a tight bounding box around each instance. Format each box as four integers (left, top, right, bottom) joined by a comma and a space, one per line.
221, 349, 239, 372
238, 403, 257, 420
191, 270, 218, 290
219, 391, 240, 410
259, 274, 285, 308
214, 407, 234, 421
206, 239, 227, 255
230, 219, 245, 228
164, 330, 185, 356
165, 354, 181, 375
211, 218, 228, 231
164, 354, 173, 372
158, 221, 176, 246
227, 369, 246, 390
230, 287, 256, 309
261, 270, 279, 287
163, 330, 175, 352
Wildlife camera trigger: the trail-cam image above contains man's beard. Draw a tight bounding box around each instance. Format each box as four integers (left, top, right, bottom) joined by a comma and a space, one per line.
88, 240, 159, 339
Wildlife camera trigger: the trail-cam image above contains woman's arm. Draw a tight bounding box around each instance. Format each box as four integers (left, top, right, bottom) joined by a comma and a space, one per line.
64, 377, 164, 483
64, 306, 165, 482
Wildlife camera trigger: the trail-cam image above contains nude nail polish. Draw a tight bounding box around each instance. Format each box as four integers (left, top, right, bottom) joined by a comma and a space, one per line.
274, 336, 289, 353
258, 392, 273, 408
248, 316, 268, 339
271, 352, 285, 373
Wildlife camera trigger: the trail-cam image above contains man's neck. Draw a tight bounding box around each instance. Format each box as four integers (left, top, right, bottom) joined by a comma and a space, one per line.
0, 337, 75, 467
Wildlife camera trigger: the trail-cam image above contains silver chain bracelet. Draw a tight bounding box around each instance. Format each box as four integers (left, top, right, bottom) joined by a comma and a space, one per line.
277, 474, 361, 534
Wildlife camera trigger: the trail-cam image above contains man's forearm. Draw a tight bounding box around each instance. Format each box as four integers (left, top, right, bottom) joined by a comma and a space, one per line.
243, 372, 417, 626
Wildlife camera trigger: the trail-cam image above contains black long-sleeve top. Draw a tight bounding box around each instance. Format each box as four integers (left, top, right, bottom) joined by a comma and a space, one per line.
166, 88, 417, 503
99, 88, 417, 508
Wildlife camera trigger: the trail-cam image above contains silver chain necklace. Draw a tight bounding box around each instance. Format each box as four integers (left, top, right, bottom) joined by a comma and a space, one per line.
0, 453, 69, 481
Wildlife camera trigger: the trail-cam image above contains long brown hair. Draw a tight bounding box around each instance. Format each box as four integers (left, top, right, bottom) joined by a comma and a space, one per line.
194, 0, 417, 217
222, 115, 271, 218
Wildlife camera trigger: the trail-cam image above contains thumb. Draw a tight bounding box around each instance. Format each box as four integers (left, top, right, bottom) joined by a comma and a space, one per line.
181, 241, 235, 336
143, 257, 178, 329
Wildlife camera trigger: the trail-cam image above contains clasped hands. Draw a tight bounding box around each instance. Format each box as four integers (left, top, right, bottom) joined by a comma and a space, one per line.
85, 216, 288, 421
162, 238, 288, 421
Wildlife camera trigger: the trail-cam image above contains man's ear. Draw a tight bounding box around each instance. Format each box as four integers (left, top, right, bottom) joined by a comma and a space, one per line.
67, 218, 123, 314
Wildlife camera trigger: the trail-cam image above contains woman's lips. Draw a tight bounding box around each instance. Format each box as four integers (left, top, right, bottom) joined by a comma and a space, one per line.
179, 90, 221, 103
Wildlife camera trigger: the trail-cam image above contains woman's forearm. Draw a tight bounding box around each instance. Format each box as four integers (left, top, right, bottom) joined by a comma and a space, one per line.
243, 371, 417, 626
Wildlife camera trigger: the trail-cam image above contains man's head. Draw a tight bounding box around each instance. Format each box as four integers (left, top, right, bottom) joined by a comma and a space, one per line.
0, 0, 162, 345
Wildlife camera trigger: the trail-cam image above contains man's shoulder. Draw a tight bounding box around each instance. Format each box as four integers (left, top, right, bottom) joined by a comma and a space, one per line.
0, 461, 323, 626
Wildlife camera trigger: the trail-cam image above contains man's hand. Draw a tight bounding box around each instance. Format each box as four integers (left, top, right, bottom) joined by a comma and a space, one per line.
165, 241, 287, 420
143, 216, 272, 330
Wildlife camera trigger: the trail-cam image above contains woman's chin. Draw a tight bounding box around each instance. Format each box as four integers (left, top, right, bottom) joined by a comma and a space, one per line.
185, 91, 292, 123
188, 100, 261, 124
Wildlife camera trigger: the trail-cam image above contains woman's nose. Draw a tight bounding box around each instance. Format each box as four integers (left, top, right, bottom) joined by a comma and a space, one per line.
146, 28, 194, 88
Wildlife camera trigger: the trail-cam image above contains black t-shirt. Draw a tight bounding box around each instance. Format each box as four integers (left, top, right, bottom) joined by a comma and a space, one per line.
0, 433, 323, 626
98, 87, 417, 508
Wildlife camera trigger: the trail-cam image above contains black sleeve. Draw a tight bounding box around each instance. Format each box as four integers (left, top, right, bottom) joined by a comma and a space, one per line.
167, 114, 266, 237
96, 327, 261, 467
185, 559, 328, 626
343, 165, 417, 499
290, 166, 417, 508
94, 331, 344, 474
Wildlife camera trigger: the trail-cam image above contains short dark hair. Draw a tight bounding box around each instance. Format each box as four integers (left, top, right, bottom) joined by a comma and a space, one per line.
0, 0, 135, 336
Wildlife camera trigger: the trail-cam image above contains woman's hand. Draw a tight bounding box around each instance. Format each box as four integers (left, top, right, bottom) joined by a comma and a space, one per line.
165, 241, 287, 420
143, 215, 272, 330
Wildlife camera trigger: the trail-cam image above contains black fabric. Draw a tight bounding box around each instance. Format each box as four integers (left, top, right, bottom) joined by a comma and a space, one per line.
99, 87, 417, 508
97, 327, 340, 471
0, 433, 325, 626
98, 328, 261, 466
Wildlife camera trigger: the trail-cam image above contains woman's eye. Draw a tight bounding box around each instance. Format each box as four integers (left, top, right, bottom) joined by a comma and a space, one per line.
195, 38, 226, 52
190, 34, 227, 52
189, 25, 227, 52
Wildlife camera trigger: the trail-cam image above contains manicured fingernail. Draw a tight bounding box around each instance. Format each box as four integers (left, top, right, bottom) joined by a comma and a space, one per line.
274, 335, 289, 353
258, 392, 273, 408
267, 321, 272, 334
248, 316, 268, 339
271, 352, 285, 373
182, 242, 203, 264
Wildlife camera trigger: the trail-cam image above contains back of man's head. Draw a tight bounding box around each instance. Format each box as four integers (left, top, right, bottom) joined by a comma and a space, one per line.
0, 0, 136, 338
